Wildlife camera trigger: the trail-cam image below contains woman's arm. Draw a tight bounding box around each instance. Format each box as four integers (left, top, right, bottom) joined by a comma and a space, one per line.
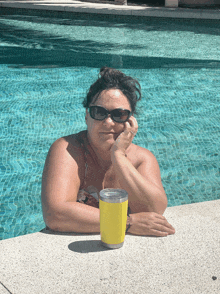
41, 137, 100, 233
112, 150, 167, 214
111, 116, 167, 215
111, 118, 175, 235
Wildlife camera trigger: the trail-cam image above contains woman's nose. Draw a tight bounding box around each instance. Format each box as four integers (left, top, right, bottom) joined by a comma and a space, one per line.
103, 114, 115, 125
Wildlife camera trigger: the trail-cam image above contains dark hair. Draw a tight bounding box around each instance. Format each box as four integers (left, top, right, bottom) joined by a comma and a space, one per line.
83, 67, 141, 114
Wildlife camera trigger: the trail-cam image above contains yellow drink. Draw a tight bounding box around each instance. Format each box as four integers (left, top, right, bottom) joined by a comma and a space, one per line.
99, 189, 128, 249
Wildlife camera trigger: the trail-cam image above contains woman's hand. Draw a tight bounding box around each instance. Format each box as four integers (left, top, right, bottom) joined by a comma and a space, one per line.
127, 212, 175, 237
111, 116, 138, 155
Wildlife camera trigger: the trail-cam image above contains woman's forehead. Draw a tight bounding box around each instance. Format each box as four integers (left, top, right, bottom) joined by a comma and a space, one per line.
94, 89, 131, 109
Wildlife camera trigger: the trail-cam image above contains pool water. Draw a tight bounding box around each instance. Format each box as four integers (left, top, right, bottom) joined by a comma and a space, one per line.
0, 8, 219, 240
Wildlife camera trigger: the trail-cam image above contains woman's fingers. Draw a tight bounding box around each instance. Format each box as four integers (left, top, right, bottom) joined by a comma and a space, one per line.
162, 220, 175, 232
151, 213, 175, 232
128, 116, 138, 127
154, 216, 175, 233
124, 116, 138, 136
148, 229, 169, 237
158, 218, 175, 230
112, 117, 138, 154
130, 117, 138, 134
123, 122, 131, 134
130, 212, 175, 237
153, 223, 175, 235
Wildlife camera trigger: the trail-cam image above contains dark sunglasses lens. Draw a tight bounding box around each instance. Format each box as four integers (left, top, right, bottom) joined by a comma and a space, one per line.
112, 109, 130, 122
90, 106, 107, 120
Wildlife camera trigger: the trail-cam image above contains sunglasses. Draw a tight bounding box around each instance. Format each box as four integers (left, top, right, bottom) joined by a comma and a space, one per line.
89, 106, 132, 123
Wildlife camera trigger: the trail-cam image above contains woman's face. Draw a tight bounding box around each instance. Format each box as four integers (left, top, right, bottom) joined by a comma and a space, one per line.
86, 89, 132, 150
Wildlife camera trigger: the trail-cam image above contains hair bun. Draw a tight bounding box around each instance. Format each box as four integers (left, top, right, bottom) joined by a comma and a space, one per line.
99, 67, 125, 80
99, 67, 112, 77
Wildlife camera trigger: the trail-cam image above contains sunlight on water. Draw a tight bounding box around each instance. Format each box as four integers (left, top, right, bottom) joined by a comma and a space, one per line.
0, 9, 219, 239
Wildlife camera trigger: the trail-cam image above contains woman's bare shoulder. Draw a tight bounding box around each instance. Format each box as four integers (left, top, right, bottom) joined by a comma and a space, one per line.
42, 132, 87, 185
128, 143, 156, 166
41, 131, 87, 205
49, 131, 86, 160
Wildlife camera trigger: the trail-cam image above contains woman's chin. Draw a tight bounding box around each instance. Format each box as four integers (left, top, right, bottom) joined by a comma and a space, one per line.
97, 138, 115, 151
103, 138, 115, 147
90, 132, 118, 151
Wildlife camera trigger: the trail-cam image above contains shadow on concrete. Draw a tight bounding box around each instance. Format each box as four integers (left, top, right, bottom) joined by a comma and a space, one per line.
1, 7, 220, 69
40, 227, 100, 236
128, 0, 165, 7
68, 240, 112, 253
40, 228, 119, 252
1, 6, 220, 35
179, 4, 220, 10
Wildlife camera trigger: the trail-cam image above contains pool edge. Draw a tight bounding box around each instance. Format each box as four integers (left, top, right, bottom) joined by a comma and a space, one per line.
1, 199, 220, 293
0, 0, 220, 20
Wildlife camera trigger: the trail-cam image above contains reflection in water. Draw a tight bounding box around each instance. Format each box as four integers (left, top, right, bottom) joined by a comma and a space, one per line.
111, 55, 123, 68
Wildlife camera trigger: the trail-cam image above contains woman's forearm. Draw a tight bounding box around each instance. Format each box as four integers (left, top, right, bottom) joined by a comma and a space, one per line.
44, 201, 100, 233
111, 151, 167, 214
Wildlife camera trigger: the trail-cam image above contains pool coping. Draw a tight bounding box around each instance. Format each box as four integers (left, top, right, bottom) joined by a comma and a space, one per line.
1, 199, 220, 293
0, 0, 220, 19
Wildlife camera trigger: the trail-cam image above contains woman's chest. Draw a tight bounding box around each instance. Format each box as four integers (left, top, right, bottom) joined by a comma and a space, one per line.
84, 164, 121, 191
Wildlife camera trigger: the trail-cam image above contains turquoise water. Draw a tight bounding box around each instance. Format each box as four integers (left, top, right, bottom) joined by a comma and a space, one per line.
0, 8, 220, 240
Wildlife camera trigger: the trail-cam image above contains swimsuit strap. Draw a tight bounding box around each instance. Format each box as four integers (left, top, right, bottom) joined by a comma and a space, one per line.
84, 158, 88, 183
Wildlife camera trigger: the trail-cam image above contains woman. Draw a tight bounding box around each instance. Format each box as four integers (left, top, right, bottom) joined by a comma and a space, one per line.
41, 67, 175, 237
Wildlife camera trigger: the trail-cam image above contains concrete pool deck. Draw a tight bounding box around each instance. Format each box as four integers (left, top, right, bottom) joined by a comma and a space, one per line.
0, 200, 220, 293
0, 0, 220, 19
0, 2, 220, 294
